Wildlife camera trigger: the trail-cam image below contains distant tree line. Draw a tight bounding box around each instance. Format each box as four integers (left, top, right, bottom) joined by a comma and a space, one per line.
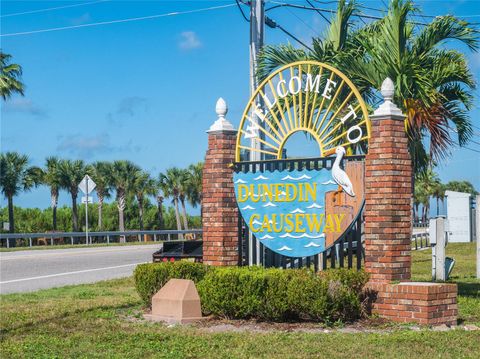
0, 152, 203, 237
413, 167, 477, 222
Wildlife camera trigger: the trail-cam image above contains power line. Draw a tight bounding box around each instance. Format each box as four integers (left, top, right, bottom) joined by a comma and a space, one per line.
1, 0, 109, 18
0, 3, 236, 37
305, 0, 331, 25
235, 1, 312, 51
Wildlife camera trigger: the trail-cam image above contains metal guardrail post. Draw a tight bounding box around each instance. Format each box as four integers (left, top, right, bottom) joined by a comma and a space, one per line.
50, 237, 53, 246
70, 237, 74, 245
107, 235, 110, 244
29, 238, 32, 247
154, 234, 157, 242
168, 233, 171, 241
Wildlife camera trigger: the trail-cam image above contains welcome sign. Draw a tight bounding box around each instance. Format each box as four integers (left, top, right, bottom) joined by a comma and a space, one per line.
234, 61, 370, 257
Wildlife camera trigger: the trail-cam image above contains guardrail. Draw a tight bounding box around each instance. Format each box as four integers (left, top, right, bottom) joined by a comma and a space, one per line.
412, 230, 429, 250
0, 229, 202, 248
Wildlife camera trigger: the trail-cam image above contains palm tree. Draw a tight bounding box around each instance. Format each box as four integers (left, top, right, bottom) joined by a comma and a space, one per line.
110, 160, 140, 241
187, 162, 204, 209
41, 157, 61, 230
177, 169, 191, 231
132, 171, 157, 231
57, 159, 86, 232
431, 181, 446, 216
159, 168, 183, 238
89, 161, 112, 230
0, 51, 24, 100
258, 0, 478, 173
0, 152, 40, 238
156, 193, 165, 229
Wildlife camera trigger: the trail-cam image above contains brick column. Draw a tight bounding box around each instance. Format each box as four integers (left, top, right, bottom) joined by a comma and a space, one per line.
364, 78, 412, 282
202, 98, 238, 266
365, 79, 457, 326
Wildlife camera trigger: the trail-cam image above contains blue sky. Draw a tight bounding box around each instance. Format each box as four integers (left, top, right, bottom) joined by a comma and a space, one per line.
1, 0, 480, 213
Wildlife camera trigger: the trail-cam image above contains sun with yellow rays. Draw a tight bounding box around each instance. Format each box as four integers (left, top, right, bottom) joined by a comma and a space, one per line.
235, 61, 371, 162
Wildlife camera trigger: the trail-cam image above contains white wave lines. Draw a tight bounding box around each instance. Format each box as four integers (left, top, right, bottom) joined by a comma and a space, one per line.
277, 245, 292, 251
262, 201, 277, 208
241, 205, 255, 210
234, 178, 247, 184
304, 242, 322, 248
259, 234, 274, 240
289, 208, 305, 214
254, 175, 269, 180
321, 180, 336, 185
306, 203, 323, 209
281, 174, 312, 181
279, 233, 325, 239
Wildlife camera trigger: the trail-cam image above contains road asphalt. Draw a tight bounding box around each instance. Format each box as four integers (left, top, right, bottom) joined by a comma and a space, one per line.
0, 244, 161, 294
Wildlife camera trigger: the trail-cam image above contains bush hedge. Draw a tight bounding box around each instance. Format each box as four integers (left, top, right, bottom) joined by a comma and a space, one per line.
134, 262, 369, 323
133, 261, 208, 306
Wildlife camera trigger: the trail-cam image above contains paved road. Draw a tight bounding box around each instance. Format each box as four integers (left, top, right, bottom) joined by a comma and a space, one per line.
0, 244, 161, 294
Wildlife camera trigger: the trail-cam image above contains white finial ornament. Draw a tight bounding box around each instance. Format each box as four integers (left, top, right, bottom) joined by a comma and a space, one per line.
215, 97, 228, 119
207, 97, 236, 133
372, 77, 404, 118
381, 77, 395, 102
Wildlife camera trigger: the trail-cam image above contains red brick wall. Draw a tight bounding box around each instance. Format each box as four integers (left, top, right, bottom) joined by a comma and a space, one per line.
368, 282, 458, 326
202, 131, 238, 266
364, 118, 412, 282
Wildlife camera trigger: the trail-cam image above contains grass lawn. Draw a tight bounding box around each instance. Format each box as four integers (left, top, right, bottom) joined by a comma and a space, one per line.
1, 243, 479, 358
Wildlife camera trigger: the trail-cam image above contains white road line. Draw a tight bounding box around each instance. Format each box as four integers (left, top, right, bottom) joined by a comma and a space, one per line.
0, 245, 159, 261
0, 262, 146, 284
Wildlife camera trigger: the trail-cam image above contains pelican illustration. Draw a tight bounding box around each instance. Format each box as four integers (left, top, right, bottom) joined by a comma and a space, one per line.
331, 146, 355, 198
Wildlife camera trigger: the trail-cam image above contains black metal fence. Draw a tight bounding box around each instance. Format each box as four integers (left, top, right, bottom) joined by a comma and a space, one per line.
233, 156, 365, 271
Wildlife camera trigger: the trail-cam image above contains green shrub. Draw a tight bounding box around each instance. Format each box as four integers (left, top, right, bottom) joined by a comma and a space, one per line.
133, 262, 369, 323
134, 261, 207, 306
197, 266, 368, 322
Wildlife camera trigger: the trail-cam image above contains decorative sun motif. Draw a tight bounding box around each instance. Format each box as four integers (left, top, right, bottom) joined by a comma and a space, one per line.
235, 61, 371, 162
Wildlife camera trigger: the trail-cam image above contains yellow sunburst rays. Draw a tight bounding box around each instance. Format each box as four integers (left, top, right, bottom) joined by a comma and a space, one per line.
235, 61, 371, 162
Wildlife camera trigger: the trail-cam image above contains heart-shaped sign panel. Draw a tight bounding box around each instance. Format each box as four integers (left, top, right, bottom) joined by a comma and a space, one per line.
234, 162, 364, 257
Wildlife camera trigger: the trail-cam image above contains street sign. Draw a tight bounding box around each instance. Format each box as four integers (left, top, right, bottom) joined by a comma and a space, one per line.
3, 222, 9, 231
78, 175, 96, 194
81, 196, 94, 204
78, 174, 96, 245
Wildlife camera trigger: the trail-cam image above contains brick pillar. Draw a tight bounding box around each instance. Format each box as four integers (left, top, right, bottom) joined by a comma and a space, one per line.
202, 98, 238, 266
364, 78, 412, 282
364, 79, 457, 326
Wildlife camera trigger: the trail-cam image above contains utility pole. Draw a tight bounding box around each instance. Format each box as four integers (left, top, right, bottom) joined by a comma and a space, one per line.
249, 0, 265, 162
248, 0, 265, 266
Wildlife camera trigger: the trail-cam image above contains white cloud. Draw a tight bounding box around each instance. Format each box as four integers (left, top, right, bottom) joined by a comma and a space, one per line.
1, 98, 47, 117
178, 31, 202, 50
56, 133, 141, 158
70, 13, 92, 25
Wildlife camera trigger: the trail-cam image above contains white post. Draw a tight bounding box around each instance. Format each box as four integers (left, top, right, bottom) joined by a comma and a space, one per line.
476, 195, 480, 279
429, 218, 437, 279
430, 217, 446, 281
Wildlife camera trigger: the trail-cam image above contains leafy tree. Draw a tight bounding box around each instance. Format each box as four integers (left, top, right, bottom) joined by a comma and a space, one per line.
159, 168, 184, 237
0, 51, 24, 100
132, 171, 157, 231
110, 160, 140, 240
40, 156, 61, 230
445, 180, 478, 196
89, 161, 112, 230
57, 159, 86, 232
258, 0, 478, 172
0, 152, 40, 237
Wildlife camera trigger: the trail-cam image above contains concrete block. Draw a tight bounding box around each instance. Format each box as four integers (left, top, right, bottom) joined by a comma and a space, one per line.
148, 279, 203, 324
